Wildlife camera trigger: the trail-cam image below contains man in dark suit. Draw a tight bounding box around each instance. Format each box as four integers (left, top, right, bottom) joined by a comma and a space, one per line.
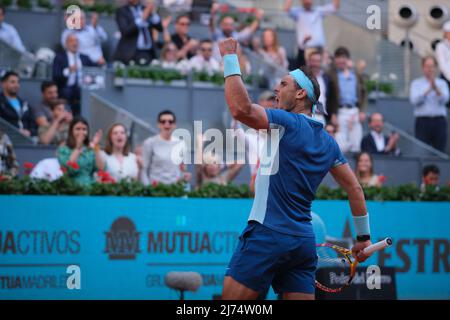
114, 0, 163, 65
361, 112, 400, 155
0, 71, 37, 137
52, 33, 96, 117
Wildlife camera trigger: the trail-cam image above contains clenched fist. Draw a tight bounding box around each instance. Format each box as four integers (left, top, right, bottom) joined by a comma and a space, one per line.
219, 38, 238, 57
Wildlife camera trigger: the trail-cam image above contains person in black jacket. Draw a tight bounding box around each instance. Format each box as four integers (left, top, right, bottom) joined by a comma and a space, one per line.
361, 112, 400, 155
113, 0, 163, 65
0, 71, 37, 137
52, 33, 96, 116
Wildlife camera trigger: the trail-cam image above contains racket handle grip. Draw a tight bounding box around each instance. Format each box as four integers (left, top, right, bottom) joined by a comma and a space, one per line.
362, 237, 393, 256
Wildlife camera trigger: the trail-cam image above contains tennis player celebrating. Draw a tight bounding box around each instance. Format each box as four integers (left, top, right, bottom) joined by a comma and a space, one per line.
220, 38, 373, 300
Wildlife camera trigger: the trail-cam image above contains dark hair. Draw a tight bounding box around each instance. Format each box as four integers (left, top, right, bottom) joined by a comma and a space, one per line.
200, 39, 213, 46
355, 152, 374, 178
307, 48, 323, 59
176, 14, 190, 23
422, 164, 440, 177
48, 99, 66, 111
66, 117, 90, 149
421, 55, 437, 67
334, 46, 351, 58
41, 80, 57, 93
157, 110, 176, 123
104, 123, 130, 156
0, 5, 5, 15
294, 66, 321, 112
1, 71, 19, 82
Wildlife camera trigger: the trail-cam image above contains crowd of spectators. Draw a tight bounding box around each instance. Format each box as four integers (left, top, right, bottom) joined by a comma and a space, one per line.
0, 0, 449, 190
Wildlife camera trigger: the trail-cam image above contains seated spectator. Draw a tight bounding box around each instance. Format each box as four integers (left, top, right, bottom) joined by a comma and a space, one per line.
113, 0, 163, 65
409, 56, 449, 153
171, 14, 199, 60
210, 3, 263, 61
100, 123, 139, 182
0, 5, 26, 53
361, 112, 400, 155
189, 39, 220, 74
140, 110, 191, 186
32, 81, 60, 128
52, 33, 96, 116
197, 153, 243, 187
354, 152, 383, 188
0, 129, 19, 179
151, 42, 190, 73
260, 28, 288, 69
420, 164, 440, 192
61, 11, 107, 66
0, 71, 36, 137
57, 117, 103, 186
38, 99, 72, 146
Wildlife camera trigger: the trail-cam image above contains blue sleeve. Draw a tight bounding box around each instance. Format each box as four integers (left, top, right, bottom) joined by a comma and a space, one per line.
288, 7, 300, 20
333, 143, 348, 168
265, 109, 298, 131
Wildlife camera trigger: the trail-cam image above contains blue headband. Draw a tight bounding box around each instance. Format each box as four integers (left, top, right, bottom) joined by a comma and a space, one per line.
289, 69, 327, 115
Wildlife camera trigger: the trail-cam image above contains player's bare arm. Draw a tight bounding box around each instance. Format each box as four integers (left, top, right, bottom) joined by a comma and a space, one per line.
219, 38, 269, 130
330, 163, 372, 262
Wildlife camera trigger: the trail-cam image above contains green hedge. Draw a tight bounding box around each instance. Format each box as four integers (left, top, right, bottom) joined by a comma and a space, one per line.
115, 66, 258, 87
0, 177, 449, 201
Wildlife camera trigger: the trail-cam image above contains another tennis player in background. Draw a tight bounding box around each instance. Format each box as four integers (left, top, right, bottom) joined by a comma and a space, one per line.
219, 38, 373, 300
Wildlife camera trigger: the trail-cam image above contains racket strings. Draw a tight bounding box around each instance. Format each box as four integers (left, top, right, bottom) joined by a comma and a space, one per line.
316, 246, 353, 291
316, 246, 350, 268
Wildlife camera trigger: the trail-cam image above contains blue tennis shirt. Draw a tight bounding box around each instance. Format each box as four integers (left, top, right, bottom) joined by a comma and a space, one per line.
249, 109, 347, 237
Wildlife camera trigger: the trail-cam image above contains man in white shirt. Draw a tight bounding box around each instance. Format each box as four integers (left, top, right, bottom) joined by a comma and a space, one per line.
410, 56, 450, 153
361, 112, 400, 155
435, 21, 450, 108
189, 39, 220, 74
61, 11, 107, 65
284, 0, 340, 68
0, 5, 26, 53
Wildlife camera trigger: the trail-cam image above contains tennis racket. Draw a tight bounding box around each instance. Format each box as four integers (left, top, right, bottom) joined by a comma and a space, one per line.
315, 238, 393, 293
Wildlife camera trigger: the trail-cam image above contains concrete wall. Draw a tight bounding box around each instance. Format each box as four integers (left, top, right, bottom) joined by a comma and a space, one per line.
388, 0, 450, 57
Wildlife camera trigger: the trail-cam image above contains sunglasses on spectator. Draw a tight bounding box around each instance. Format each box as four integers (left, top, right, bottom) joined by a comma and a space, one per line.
178, 22, 190, 26
201, 47, 213, 52
159, 119, 175, 124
